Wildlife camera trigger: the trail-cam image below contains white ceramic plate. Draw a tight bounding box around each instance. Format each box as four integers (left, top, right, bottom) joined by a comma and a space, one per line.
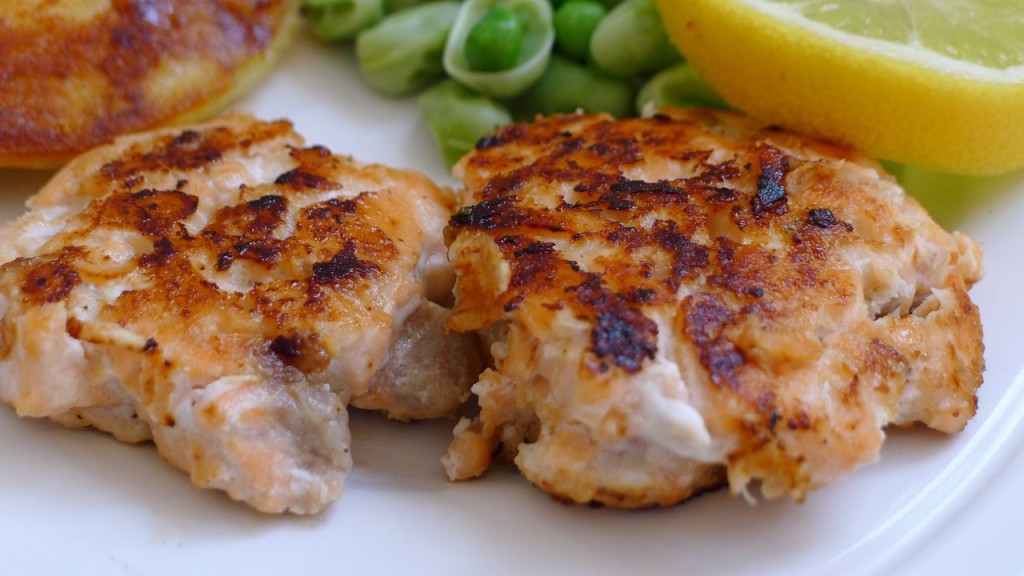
1, 33, 1022, 576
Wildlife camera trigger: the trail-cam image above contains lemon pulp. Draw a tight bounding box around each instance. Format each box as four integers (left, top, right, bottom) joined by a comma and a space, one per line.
656, 0, 1024, 175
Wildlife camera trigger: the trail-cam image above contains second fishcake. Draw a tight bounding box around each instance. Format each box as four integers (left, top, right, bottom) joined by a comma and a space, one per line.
0, 114, 480, 513
443, 109, 984, 507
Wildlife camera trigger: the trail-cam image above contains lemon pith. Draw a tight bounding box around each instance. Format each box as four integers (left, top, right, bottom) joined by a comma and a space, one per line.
655, 0, 1024, 175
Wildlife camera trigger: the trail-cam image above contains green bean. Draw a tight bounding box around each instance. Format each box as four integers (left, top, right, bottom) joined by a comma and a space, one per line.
465, 6, 524, 72
304, 0, 384, 41
508, 54, 633, 119
355, 2, 461, 97
444, 0, 555, 98
635, 62, 730, 115
419, 80, 513, 167
588, 0, 681, 78
553, 0, 606, 62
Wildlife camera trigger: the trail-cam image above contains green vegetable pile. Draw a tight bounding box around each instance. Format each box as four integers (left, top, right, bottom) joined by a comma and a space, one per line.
303, 0, 729, 167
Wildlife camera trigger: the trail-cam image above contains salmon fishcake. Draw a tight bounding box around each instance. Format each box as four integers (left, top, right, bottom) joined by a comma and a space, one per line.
443, 109, 983, 507
0, 114, 480, 513
0, 0, 299, 168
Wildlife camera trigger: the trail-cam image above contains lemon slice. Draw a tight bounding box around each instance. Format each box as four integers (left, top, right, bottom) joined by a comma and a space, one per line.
655, 0, 1024, 175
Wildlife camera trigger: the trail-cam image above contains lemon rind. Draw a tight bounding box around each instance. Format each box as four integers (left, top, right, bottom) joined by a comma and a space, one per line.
737, 0, 1024, 84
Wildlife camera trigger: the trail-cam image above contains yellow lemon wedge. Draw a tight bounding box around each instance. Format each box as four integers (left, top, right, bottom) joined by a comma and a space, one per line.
655, 0, 1024, 175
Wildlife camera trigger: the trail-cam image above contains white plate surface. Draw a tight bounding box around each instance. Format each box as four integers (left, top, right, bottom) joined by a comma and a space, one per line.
1, 34, 1022, 576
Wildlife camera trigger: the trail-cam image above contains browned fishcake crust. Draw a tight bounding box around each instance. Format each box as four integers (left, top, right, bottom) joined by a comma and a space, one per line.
0, 0, 299, 168
0, 114, 479, 513
443, 109, 984, 508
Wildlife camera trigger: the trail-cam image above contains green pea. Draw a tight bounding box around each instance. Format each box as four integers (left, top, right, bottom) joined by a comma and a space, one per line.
635, 62, 731, 115
465, 7, 524, 72
553, 0, 606, 61
420, 80, 513, 167
508, 54, 633, 119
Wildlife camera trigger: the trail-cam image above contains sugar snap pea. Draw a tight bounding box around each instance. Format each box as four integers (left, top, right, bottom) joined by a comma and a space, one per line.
589, 0, 681, 78
508, 54, 633, 119
355, 2, 461, 96
304, 0, 384, 41
420, 80, 513, 167
444, 0, 555, 98
636, 62, 730, 115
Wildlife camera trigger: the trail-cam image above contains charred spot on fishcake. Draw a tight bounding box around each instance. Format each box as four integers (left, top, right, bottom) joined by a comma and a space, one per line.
611, 178, 687, 197
591, 306, 658, 373
568, 276, 658, 372
495, 236, 563, 293
274, 146, 339, 190
94, 128, 228, 179
294, 145, 332, 160
450, 196, 527, 230
752, 145, 790, 217
553, 137, 585, 159
497, 234, 523, 247
675, 149, 713, 163
232, 238, 282, 266
786, 411, 813, 431
93, 189, 199, 237
311, 241, 380, 285
216, 252, 234, 271
653, 221, 710, 291
137, 129, 225, 171
584, 131, 642, 165
683, 293, 745, 388
169, 130, 201, 147
603, 226, 645, 252
296, 195, 380, 252
95, 122, 284, 181
20, 259, 80, 305
695, 159, 742, 185
299, 197, 361, 241
483, 171, 526, 197
274, 168, 331, 189
475, 133, 506, 150
492, 122, 528, 144
514, 241, 556, 258
208, 194, 288, 239
248, 194, 287, 214
703, 339, 745, 388
730, 204, 751, 231
139, 237, 176, 267
621, 287, 658, 304
572, 172, 619, 194
708, 238, 774, 297
807, 208, 838, 228
269, 334, 330, 373
708, 188, 739, 203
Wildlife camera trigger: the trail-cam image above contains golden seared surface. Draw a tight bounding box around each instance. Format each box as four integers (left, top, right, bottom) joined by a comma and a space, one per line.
443, 109, 984, 508
0, 114, 479, 513
0, 0, 299, 168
